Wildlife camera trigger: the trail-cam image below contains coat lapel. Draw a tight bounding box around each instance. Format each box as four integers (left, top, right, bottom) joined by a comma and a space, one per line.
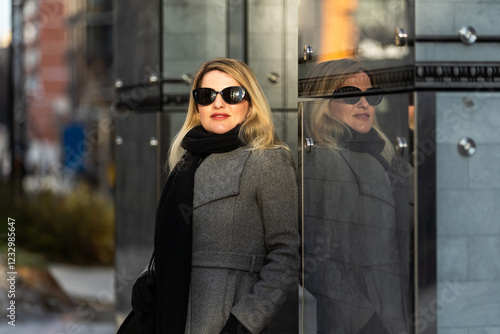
339, 150, 396, 207
193, 148, 252, 209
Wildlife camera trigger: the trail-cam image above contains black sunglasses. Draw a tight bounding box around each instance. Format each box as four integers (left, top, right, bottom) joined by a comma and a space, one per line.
192, 86, 250, 106
332, 86, 383, 106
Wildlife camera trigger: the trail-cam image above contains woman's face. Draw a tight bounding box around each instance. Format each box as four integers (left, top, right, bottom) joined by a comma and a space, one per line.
329, 71, 375, 134
197, 70, 249, 135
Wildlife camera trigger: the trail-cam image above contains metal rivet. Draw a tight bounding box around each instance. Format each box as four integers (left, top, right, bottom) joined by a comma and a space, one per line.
457, 137, 476, 157
148, 75, 158, 84
115, 79, 123, 88
267, 72, 280, 84
395, 27, 408, 47
462, 97, 474, 109
458, 25, 477, 45
303, 45, 314, 61
149, 137, 158, 146
181, 74, 193, 85
395, 137, 408, 156
304, 138, 314, 152
115, 136, 123, 145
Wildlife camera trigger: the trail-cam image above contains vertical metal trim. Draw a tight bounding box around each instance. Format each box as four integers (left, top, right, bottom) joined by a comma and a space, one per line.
227, 0, 247, 62
280, 0, 287, 139
158, 0, 163, 111
298, 102, 305, 334
157, 0, 164, 201
415, 91, 437, 334
155, 111, 161, 201
243, 0, 248, 63
225, 0, 230, 57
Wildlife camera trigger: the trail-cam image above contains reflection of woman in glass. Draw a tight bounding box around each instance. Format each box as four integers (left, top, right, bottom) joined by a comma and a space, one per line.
302, 59, 411, 334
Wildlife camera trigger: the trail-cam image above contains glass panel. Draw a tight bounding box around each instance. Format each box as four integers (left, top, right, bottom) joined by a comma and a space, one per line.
300, 61, 414, 332
298, 0, 414, 92
115, 1, 159, 86
161, 0, 228, 111
114, 0, 160, 111
247, 0, 299, 162
115, 112, 157, 318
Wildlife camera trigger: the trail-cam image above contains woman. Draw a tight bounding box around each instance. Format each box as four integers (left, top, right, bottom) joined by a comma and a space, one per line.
302, 59, 411, 334
131, 57, 300, 334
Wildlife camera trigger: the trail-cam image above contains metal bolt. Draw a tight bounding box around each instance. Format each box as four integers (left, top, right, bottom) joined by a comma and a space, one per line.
303, 45, 314, 61
395, 27, 408, 47
458, 26, 477, 45
149, 137, 159, 146
457, 137, 476, 157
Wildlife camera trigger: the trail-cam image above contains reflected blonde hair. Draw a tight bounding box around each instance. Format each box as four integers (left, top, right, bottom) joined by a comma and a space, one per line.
302, 58, 395, 165
168, 58, 285, 170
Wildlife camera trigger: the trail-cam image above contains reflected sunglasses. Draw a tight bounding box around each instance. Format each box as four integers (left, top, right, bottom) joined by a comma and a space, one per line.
192, 86, 250, 106
332, 86, 383, 106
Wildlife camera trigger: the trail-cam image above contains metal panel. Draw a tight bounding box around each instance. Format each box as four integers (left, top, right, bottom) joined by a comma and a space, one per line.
435, 91, 500, 333
161, 0, 229, 112
114, 0, 161, 111
414, 92, 437, 334
114, 112, 157, 321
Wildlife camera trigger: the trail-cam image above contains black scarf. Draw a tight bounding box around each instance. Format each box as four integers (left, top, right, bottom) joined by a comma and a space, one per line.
343, 126, 393, 174
153, 125, 242, 333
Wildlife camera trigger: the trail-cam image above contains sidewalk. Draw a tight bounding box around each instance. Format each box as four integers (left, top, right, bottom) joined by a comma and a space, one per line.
0, 264, 116, 334
48, 263, 116, 305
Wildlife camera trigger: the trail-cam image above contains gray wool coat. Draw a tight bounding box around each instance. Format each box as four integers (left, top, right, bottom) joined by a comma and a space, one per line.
184, 146, 300, 334
303, 147, 411, 334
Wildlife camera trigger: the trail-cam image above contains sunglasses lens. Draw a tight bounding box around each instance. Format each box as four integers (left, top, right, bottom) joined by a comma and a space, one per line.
221, 87, 245, 104
334, 86, 383, 106
335, 87, 361, 105
366, 95, 383, 106
341, 96, 361, 105
193, 88, 216, 105
366, 88, 383, 106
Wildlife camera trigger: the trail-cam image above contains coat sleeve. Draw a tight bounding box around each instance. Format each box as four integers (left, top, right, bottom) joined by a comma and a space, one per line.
231, 148, 300, 333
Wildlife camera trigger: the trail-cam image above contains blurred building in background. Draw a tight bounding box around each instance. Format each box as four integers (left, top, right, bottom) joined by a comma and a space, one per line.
22, 0, 67, 182
0, 29, 12, 181
64, 0, 113, 194
6, 0, 114, 194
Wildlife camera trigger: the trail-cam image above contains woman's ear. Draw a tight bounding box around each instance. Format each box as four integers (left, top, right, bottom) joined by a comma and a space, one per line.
244, 106, 252, 120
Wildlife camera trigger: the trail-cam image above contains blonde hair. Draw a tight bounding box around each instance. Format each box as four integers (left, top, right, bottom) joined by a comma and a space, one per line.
168, 58, 285, 170
302, 58, 396, 165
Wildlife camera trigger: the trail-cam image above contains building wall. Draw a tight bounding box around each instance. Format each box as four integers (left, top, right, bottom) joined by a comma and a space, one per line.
436, 92, 500, 333
248, 0, 298, 160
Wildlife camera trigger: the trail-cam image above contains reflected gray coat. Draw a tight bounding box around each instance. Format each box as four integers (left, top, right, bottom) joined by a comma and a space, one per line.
303, 147, 410, 334
185, 146, 300, 334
